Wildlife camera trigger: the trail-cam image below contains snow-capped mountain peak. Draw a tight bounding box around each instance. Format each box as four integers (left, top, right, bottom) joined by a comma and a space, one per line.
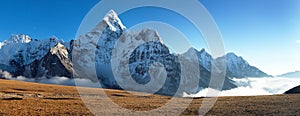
225, 53, 251, 69
226, 52, 241, 58
183, 48, 270, 78
50, 43, 68, 56
8, 34, 32, 43
0, 43, 3, 49
0, 34, 32, 49
184, 48, 213, 71
0, 9, 270, 97
102, 9, 126, 32
221, 52, 270, 78
199, 48, 206, 53
47, 36, 62, 47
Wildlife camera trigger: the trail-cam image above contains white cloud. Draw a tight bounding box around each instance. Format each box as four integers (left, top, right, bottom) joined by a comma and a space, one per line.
0, 70, 99, 88
0, 70, 13, 79
184, 77, 300, 97
296, 40, 300, 44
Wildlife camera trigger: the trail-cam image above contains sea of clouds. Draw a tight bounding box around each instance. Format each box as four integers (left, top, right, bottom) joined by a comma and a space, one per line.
184, 77, 300, 97
1, 70, 299, 97
0, 70, 100, 88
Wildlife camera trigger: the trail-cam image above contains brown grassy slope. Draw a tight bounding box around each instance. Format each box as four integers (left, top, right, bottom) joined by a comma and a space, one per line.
0, 79, 299, 115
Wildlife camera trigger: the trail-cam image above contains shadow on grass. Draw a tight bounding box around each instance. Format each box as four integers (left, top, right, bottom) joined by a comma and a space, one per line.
43, 97, 76, 100
1, 97, 23, 100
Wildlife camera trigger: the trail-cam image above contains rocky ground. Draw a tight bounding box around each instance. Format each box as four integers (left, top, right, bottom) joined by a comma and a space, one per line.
0, 79, 299, 115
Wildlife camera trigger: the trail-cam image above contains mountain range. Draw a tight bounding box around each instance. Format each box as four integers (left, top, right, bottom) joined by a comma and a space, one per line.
0, 10, 270, 96
279, 71, 300, 77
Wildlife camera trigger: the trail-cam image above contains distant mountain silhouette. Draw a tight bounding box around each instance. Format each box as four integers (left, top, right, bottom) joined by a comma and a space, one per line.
279, 71, 300, 77
284, 85, 300, 94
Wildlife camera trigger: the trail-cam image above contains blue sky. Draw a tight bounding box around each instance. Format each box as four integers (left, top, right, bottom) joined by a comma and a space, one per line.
0, 0, 99, 40
200, 0, 300, 75
0, 0, 299, 75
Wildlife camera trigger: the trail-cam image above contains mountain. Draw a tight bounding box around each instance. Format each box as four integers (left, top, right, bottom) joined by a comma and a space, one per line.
0, 35, 66, 78
0, 34, 31, 49
72, 10, 237, 96
72, 10, 183, 95
0, 10, 269, 96
184, 48, 270, 78
222, 53, 270, 78
41, 43, 73, 78
279, 71, 300, 77
71, 10, 126, 83
284, 85, 300, 94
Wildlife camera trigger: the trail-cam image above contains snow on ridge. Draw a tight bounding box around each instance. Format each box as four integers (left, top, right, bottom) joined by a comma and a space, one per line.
8, 34, 32, 43
0, 34, 32, 49
103, 9, 126, 32
50, 43, 68, 57
0, 34, 66, 67
0, 42, 4, 49
0, 9, 269, 96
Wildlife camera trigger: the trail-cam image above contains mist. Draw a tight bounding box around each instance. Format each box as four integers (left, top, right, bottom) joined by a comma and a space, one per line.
184, 77, 300, 97
2, 70, 300, 97
0, 70, 100, 88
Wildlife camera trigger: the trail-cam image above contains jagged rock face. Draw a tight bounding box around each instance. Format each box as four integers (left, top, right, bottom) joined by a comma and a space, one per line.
197, 48, 213, 71
94, 10, 126, 64
0, 35, 67, 78
41, 43, 73, 78
95, 24, 124, 64
222, 53, 270, 78
26, 60, 40, 78
184, 48, 270, 78
104, 28, 189, 96
72, 10, 126, 81
128, 41, 181, 95
181, 49, 237, 91
0, 34, 31, 48
129, 41, 173, 84
0, 10, 270, 96
22, 43, 73, 78
60, 10, 238, 95
0, 36, 62, 66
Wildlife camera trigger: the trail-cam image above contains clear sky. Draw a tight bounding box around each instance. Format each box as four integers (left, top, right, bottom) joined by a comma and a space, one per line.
200, 0, 300, 76
0, 0, 299, 75
0, 0, 100, 40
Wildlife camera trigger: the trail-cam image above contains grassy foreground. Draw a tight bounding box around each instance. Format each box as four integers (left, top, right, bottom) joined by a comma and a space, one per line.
0, 79, 299, 115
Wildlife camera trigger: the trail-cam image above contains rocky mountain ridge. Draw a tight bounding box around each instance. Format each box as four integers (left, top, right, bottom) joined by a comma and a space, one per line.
279, 71, 300, 77
0, 10, 270, 96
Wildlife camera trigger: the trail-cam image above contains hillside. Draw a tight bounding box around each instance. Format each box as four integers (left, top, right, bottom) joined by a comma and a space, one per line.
0, 79, 299, 115
285, 85, 300, 94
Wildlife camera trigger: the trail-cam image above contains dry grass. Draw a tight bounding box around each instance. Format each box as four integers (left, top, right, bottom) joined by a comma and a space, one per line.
0, 79, 299, 115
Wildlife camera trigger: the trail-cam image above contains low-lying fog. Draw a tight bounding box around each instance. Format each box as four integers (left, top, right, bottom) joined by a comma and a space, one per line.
184, 77, 300, 97
1, 70, 299, 97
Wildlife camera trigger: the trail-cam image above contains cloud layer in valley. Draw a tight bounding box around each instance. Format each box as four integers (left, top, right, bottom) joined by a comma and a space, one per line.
2, 70, 300, 97
184, 77, 300, 97
0, 70, 100, 88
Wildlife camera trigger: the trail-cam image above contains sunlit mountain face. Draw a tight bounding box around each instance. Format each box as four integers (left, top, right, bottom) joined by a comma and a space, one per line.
1, 10, 294, 97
